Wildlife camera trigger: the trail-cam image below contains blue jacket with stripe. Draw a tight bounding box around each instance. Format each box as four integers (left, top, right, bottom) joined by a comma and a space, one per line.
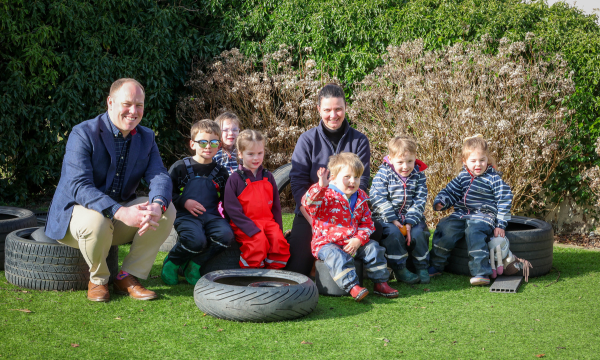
433, 166, 513, 229
370, 157, 428, 226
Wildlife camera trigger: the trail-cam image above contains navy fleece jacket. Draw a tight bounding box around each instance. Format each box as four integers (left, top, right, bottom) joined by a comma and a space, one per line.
290, 119, 371, 215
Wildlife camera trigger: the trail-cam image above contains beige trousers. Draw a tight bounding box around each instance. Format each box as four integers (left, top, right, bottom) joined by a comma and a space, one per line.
58, 197, 176, 285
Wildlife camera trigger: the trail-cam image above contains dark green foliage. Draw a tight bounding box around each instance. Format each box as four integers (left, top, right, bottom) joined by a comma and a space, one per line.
1, 0, 599, 208
0, 0, 234, 202
222, 0, 600, 207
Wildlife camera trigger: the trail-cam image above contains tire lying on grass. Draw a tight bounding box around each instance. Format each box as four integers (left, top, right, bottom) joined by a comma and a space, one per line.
0, 207, 37, 270
4, 227, 119, 291
446, 216, 554, 278
194, 269, 318, 322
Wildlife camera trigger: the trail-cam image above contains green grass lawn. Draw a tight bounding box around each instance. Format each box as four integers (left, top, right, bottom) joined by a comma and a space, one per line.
1, 214, 599, 359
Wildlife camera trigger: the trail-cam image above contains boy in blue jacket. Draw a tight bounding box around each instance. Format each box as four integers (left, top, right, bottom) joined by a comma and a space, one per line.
370, 136, 431, 284
429, 135, 513, 286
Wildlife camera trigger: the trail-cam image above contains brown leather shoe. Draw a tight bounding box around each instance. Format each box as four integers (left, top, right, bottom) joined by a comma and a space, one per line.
87, 281, 110, 302
113, 275, 158, 300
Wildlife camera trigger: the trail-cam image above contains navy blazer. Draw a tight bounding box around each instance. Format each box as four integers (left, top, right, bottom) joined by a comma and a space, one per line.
45, 112, 172, 240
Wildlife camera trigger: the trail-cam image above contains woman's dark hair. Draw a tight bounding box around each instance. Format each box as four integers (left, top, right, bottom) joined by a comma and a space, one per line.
317, 83, 345, 106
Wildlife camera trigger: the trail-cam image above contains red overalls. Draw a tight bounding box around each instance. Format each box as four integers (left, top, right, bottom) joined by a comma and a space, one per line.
230, 171, 290, 269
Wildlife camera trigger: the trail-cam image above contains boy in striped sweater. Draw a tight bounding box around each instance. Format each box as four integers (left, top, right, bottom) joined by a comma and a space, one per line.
429, 135, 513, 286
370, 136, 431, 284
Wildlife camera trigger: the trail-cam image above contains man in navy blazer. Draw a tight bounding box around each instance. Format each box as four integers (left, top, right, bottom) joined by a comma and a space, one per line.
46, 78, 176, 302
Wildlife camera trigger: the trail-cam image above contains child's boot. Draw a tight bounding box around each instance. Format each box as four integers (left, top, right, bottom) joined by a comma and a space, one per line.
161, 256, 180, 285
349, 285, 369, 302
373, 282, 399, 298
417, 269, 430, 284
184, 261, 202, 285
469, 276, 490, 286
394, 267, 419, 284
428, 266, 442, 277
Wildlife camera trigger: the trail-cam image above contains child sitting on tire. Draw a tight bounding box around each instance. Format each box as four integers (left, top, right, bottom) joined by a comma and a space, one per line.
370, 136, 431, 285
161, 120, 235, 285
302, 152, 398, 302
224, 130, 290, 270
428, 134, 513, 286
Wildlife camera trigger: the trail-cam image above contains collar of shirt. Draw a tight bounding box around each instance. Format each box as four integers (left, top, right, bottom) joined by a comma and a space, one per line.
108, 116, 137, 138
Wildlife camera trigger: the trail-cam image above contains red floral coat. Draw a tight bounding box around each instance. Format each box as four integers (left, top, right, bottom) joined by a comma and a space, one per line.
302, 183, 376, 258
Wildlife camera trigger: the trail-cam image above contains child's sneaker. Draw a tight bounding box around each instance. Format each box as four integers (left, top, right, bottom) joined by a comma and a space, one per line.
470, 276, 490, 286
184, 261, 202, 285
373, 282, 399, 298
394, 267, 420, 284
349, 285, 369, 302
161, 257, 180, 285
428, 266, 442, 277
417, 269, 430, 284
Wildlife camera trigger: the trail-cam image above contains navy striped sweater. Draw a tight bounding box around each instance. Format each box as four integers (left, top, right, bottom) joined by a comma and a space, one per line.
370, 157, 428, 226
434, 166, 513, 229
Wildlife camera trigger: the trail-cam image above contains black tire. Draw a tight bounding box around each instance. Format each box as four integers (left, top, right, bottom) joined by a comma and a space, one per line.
4, 227, 119, 291
272, 163, 292, 194
446, 216, 553, 278
200, 241, 242, 276
159, 227, 178, 253
314, 259, 364, 296
194, 269, 318, 322
0, 207, 37, 270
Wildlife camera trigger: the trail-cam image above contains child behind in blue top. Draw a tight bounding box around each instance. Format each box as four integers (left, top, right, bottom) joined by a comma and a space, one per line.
429, 135, 513, 286
370, 136, 430, 285
213, 112, 242, 175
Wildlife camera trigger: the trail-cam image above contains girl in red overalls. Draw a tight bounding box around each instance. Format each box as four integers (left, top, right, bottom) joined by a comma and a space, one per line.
224, 130, 290, 269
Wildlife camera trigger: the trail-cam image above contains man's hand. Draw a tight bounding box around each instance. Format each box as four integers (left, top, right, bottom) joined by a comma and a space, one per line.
343, 237, 361, 257
185, 199, 206, 217
317, 167, 330, 188
114, 201, 157, 230
494, 227, 505, 238
405, 224, 412, 246
435, 203, 443, 211
137, 203, 163, 236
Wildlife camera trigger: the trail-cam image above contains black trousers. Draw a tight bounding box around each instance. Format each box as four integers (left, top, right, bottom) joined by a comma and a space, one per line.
284, 214, 383, 276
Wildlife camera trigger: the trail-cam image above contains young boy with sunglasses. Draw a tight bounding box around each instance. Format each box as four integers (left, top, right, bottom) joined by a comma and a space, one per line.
161, 120, 235, 285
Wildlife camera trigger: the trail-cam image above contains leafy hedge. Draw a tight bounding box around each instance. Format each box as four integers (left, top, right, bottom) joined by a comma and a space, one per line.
221, 0, 600, 207
0, 0, 233, 202
2, 0, 599, 209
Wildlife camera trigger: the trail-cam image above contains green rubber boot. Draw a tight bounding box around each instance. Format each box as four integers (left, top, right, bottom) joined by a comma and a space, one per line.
161, 257, 180, 285
184, 261, 202, 285
417, 269, 430, 284
394, 267, 420, 284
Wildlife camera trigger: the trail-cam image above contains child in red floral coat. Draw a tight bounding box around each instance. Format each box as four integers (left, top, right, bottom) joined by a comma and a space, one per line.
302, 152, 398, 301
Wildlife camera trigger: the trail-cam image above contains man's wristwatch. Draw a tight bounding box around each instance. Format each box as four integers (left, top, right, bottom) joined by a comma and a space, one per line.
152, 199, 167, 214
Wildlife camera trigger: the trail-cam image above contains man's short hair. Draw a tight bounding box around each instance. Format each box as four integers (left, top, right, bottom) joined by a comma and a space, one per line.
328, 152, 364, 178
191, 119, 221, 140
109, 78, 145, 97
388, 135, 418, 158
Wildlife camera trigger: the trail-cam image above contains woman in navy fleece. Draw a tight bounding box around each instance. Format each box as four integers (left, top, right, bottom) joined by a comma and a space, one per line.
285, 83, 382, 276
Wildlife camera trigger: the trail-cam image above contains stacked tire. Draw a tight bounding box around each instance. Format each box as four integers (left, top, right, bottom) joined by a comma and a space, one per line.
446, 216, 554, 278
0, 207, 37, 270
4, 227, 119, 291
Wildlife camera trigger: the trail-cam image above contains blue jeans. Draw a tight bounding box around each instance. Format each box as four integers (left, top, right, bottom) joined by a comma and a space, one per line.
380, 222, 430, 270
317, 240, 390, 292
169, 214, 235, 266
429, 217, 493, 277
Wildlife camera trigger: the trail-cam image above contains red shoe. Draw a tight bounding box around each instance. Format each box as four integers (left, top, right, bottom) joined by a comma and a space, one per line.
349, 285, 369, 302
373, 282, 399, 298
